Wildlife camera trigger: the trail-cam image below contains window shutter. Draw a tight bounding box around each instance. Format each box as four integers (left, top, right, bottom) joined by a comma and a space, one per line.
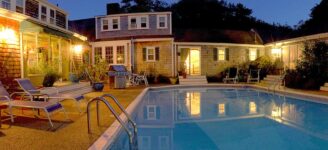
245, 49, 249, 61
213, 48, 218, 61
256, 49, 260, 59
155, 47, 160, 61
143, 48, 147, 61
156, 106, 160, 120
143, 106, 147, 120
225, 48, 230, 61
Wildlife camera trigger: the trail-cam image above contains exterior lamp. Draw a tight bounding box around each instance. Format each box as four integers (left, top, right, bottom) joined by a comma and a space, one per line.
0, 28, 18, 44
73, 45, 83, 54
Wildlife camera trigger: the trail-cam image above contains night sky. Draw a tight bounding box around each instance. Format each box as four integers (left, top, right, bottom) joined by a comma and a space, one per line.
48, 0, 320, 27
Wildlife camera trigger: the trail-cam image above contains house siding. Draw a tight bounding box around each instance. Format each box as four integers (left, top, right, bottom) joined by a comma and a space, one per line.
96, 13, 171, 39
134, 40, 173, 76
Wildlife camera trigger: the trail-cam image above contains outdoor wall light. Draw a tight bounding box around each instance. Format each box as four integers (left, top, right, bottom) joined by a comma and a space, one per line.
0, 28, 18, 45
73, 45, 83, 54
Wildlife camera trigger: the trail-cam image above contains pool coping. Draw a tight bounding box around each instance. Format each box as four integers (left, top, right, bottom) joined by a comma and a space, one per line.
88, 84, 328, 150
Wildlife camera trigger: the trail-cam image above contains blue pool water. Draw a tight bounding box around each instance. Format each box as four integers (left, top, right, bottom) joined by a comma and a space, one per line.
110, 87, 328, 150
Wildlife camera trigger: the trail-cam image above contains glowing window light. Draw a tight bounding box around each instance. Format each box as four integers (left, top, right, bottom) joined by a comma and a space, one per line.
73, 45, 83, 54
0, 28, 18, 45
218, 103, 225, 116
249, 101, 257, 114
271, 48, 282, 59
186, 92, 201, 117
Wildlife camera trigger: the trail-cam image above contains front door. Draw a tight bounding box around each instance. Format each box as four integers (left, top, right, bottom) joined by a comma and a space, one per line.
185, 48, 201, 75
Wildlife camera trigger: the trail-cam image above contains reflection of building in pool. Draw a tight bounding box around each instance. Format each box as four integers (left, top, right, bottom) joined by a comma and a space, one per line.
132, 90, 328, 149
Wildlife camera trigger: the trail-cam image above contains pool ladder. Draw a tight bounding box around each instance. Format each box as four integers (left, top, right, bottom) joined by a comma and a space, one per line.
87, 94, 138, 150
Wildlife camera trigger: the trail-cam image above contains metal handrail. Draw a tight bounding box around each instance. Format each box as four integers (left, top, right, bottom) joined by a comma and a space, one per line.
87, 96, 138, 150
102, 94, 138, 136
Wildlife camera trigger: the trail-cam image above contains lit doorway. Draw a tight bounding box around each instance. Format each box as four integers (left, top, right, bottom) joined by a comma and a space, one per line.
180, 48, 201, 76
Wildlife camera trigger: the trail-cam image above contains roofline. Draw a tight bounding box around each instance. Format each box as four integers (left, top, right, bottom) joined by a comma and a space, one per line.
175, 42, 265, 48
0, 8, 28, 21
265, 32, 328, 46
95, 11, 172, 18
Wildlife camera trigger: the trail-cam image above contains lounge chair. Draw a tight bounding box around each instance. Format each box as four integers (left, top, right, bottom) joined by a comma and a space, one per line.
0, 81, 68, 128
15, 79, 85, 112
223, 67, 239, 83
247, 69, 261, 83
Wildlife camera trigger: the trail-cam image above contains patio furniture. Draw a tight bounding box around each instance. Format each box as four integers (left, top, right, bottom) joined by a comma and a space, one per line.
247, 69, 261, 83
134, 71, 149, 86
223, 67, 239, 84
0, 81, 68, 128
15, 79, 85, 113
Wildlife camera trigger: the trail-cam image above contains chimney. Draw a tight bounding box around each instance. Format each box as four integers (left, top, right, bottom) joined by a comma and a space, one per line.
107, 3, 121, 15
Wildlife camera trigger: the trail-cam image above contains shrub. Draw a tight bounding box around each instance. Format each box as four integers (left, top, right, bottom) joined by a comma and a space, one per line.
157, 75, 170, 84
285, 42, 328, 90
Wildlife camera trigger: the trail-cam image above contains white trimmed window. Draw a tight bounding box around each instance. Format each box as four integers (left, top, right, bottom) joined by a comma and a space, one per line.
217, 103, 226, 116
138, 136, 151, 150
129, 17, 137, 29
110, 18, 120, 30
146, 47, 155, 61
1, 0, 10, 10
94, 47, 102, 60
116, 46, 125, 64
157, 15, 167, 29
50, 9, 55, 24
140, 16, 148, 28
16, 0, 23, 13
158, 136, 169, 150
105, 46, 113, 64
249, 48, 257, 61
41, 6, 47, 22
102, 19, 109, 31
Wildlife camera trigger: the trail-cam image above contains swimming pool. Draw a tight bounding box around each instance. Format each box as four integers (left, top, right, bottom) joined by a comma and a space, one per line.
108, 87, 328, 150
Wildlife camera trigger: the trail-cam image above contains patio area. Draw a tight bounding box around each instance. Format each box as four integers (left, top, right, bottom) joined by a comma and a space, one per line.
0, 85, 145, 150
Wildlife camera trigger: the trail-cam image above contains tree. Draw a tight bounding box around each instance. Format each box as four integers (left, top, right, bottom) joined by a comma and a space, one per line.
121, 0, 168, 12
297, 0, 328, 35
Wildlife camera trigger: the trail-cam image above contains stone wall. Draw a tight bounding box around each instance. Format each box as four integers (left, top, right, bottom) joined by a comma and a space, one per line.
134, 40, 173, 76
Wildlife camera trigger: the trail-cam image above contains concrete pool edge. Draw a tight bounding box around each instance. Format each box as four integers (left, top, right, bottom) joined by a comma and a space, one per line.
88, 84, 328, 150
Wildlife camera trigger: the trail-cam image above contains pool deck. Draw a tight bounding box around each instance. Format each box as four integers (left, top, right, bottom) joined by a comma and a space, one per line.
2, 83, 328, 150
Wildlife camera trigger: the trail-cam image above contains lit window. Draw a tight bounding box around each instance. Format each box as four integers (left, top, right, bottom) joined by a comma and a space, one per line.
249, 101, 257, 114
41, 6, 47, 22
50, 9, 55, 24
102, 19, 109, 31
116, 46, 125, 64
1, 0, 10, 10
130, 18, 137, 29
218, 103, 225, 116
94, 47, 102, 62
105, 46, 113, 64
157, 15, 167, 28
16, 0, 23, 13
249, 48, 257, 61
147, 47, 155, 61
271, 48, 281, 60
218, 49, 225, 61
140, 17, 148, 28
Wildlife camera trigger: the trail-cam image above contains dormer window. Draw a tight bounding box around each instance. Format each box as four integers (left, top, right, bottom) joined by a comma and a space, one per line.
112, 18, 119, 29
140, 17, 148, 28
130, 18, 137, 29
157, 15, 167, 29
41, 6, 47, 22
50, 9, 55, 24
16, 0, 24, 13
1, 0, 10, 10
102, 19, 109, 31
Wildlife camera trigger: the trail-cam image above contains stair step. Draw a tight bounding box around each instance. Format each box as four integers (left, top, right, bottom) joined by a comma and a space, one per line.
320, 86, 328, 91
179, 75, 208, 85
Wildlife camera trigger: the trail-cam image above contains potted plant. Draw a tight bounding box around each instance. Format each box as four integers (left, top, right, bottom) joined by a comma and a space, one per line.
43, 69, 61, 87
169, 76, 178, 84
88, 57, 108, 91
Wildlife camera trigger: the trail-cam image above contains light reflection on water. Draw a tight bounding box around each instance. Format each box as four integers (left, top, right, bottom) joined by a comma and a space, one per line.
110, 88, 328, 150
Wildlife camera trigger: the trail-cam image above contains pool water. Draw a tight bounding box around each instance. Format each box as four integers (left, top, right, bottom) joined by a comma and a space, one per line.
110, 88, 328, 150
